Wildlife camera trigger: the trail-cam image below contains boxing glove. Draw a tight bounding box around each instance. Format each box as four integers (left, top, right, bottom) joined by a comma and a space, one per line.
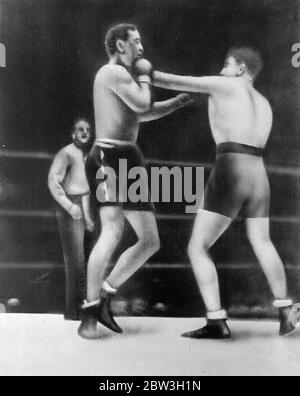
132, 58, 153, 84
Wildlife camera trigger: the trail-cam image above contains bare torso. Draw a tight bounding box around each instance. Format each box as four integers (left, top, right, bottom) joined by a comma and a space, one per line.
94, 64, 140, 143
208, 78, 273, 148
63, 144, 89, 195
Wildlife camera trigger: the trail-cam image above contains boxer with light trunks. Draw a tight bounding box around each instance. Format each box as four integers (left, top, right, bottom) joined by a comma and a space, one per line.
151, 47, 297, 338
78, 23, 193, 339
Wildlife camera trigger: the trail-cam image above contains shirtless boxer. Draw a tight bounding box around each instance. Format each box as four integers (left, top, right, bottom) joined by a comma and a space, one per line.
78, 24, 193, 338
48, 118, 94, 320
151, 47, 297, 338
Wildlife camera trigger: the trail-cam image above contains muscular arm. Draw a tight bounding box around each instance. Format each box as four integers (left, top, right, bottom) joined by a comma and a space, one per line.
152, 71, 233, 95
140, 94, 192, 122
48, 149, 73, 212
101, 65, 152, 114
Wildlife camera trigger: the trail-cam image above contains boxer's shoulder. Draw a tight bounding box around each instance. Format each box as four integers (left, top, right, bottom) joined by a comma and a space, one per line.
95, 64, 131, 89
98, 64, 130, 79
254, 89, 270, 105
226, 77, 246, 91
208, 76, 243, 96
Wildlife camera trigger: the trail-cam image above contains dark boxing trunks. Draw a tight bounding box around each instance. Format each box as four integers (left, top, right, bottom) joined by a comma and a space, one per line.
86, 139, 154, 212
203, 142, 270, 219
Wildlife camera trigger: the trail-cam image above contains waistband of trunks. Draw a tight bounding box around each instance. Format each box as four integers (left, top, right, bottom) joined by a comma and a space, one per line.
216, 142, 265, 157
66, 192, 89, 202
95, 138, 137, 148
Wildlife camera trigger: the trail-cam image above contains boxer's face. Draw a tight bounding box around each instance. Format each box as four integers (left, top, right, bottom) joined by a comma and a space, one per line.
220, 56, 245, 77
120, 29, 144, 65
72, 120, 92, 147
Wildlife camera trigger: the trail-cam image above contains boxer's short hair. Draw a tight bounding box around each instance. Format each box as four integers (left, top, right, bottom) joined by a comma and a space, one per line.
227, 47, 263, 79
105, 23, 137, 56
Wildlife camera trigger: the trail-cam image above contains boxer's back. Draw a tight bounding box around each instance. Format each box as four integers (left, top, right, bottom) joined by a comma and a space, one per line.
209, 79, 273, 148
248, 86, 273, 148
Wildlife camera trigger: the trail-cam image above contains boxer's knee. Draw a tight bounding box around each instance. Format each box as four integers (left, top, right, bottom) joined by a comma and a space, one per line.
148, 229, 160, 255
246, 218, 271, 248
100, 207, 124, 237
188, 237, 209, 261
188, 243, 217, 284
101, 206, 123, 223
137, 227, 160, 257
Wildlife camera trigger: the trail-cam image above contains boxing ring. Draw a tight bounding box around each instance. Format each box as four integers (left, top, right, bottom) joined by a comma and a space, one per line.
1, 0, 300, 377
0, 149, 300, 376
1, 314, 300, 376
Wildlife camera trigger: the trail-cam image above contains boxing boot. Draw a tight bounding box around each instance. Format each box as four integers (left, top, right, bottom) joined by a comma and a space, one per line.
96, 286, 123, 334
182, 310, 231, 339
78, 300, 101, 339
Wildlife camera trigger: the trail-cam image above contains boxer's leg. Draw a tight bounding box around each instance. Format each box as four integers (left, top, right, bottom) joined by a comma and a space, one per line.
182, 210, 232, 339
106, 210, 160, 288
246, 218, 287, 299
246, 217, 295, 336
87, 206, 124, 302
83, 210, 159, 336
78, 205, 124, 339
188, 210, 232, 311
245, 161, 296, 336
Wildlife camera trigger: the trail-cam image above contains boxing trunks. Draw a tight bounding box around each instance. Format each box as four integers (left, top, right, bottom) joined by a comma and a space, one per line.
203, 142, 270, 218
86, 138, 154, 212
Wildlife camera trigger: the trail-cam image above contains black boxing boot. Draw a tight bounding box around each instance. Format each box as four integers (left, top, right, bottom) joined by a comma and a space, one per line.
274, 299, 297, 336
97, 282, 123, 334
181, 310, 231, 339
78, 300, 101, 339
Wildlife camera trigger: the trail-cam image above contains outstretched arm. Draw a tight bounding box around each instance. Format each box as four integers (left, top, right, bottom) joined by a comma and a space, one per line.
140, 93, 193, 122
152, 70, 232, 95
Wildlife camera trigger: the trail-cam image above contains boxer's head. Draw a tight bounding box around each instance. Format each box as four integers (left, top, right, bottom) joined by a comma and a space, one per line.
221, 47, 263, 81
105, 23, 144, 66
72, 118, 92, 151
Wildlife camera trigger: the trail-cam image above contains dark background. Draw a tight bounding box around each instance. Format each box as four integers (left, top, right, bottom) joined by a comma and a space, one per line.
0, 0, 300, 317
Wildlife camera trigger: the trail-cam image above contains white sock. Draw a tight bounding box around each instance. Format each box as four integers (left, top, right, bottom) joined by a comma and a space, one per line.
273, 299, 293, 308
207, 309, 228, 320
103, 281, 117, 294
82, 299, 100, 309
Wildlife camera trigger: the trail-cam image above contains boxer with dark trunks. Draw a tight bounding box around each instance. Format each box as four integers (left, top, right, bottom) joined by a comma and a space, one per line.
48, 118, 94, 320
86, 140, 154, 212
152, 47, 297, 338
204, 143, 270, 219
78, 24, 193, 339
